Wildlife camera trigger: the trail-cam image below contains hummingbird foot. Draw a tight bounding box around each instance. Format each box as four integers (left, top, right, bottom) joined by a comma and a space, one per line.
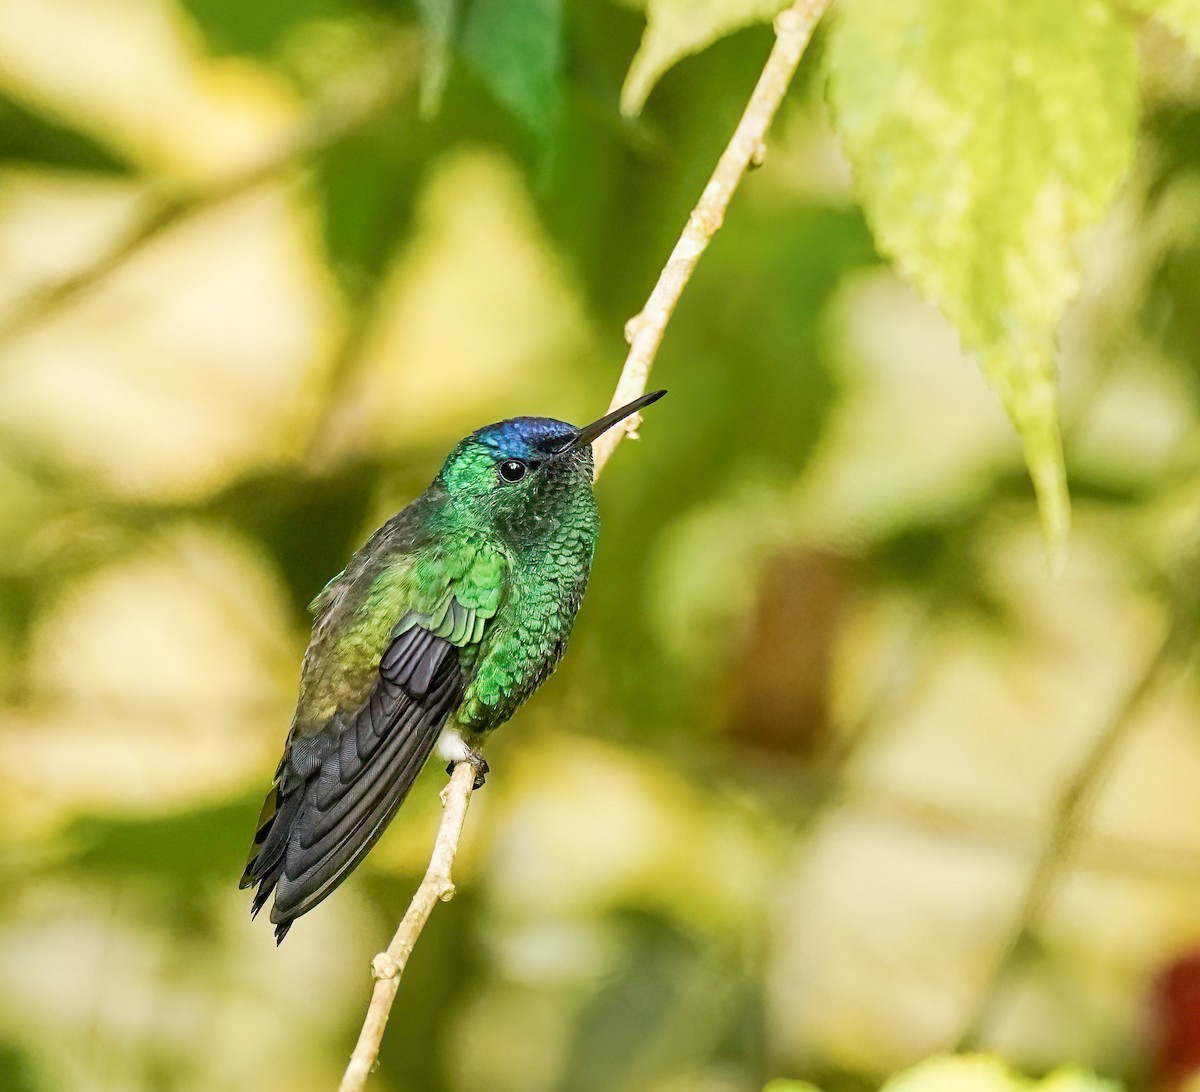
437, 727, 488, 788
445, 752, 489, 790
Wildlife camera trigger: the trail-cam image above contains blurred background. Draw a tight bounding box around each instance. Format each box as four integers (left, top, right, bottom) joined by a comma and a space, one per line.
2, 1, 1200, 1090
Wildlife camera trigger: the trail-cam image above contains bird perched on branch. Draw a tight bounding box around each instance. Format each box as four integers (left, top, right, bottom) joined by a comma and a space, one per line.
241, 391, 667, 942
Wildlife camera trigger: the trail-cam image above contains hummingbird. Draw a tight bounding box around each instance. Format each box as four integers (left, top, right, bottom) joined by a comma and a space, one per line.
241, 390, 667, 942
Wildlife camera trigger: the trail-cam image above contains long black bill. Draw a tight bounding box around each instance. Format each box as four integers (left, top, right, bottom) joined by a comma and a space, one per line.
561, 389, 667, 453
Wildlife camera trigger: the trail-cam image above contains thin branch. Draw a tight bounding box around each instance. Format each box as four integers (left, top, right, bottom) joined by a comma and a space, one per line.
336, 6, 829, 1084
592, 0, 831, 477
338, 761, 476, 1092
953, 632, 1178, 1052
0, 33, 420, 348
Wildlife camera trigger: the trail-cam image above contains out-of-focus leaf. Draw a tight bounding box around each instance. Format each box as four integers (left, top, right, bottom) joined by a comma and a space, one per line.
0, 1042, 38, 1092
879, 1056, 1121, 1092
827, 0, 1138, 551
69, 797, 256, 893
177, 0, 351, 56
547, 0, 777, 320
764, 1081, 824, 1092
559, 913, 733, 1091
415, 0, 459, 116
460, 0, 564, 141
620, 0, 789, 115
210, 461, 383, 617
1131, 0, 1200, 55
0, 94, 130, 173
314, 104, 424, 300
1038, 1070, 1124, 1092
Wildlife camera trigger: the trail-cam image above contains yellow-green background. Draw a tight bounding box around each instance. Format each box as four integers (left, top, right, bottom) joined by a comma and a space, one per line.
1, 1, 1200, 1090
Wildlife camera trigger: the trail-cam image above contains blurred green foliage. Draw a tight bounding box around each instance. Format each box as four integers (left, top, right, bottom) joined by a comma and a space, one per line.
2, 1, 1200, 1091
0, 93, 132, 174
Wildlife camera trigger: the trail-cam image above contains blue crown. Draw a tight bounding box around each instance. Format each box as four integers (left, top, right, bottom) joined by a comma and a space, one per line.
470, 416, 578, 460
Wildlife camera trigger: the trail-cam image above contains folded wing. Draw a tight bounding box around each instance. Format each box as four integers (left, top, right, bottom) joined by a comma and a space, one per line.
240, 612, 465, 942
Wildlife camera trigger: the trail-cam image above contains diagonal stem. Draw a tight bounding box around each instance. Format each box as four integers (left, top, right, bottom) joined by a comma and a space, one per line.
954, 631, 1178, 1052
338, 761, 476, 1092
592, 0, 831, 478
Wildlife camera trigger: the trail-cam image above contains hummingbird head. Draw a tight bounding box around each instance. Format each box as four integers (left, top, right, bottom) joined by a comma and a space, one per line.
436, 391, 666, 539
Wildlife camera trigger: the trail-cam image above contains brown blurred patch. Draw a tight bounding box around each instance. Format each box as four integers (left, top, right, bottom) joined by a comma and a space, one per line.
726, 550, 848, 758
1148, 948, 1200, 1092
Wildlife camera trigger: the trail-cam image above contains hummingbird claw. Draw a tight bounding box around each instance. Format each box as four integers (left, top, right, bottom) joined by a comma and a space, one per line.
467, 752, 489, 790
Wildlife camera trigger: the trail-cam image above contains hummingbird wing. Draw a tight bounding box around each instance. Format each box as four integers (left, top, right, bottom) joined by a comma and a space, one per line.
240, 545, 504, 943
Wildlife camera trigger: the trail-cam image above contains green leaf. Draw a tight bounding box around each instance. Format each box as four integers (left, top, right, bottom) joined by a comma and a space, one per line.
460, 0, 564, 141
1129, 0, 1200, 55
827, 0, 1138, 550
879, 1057, 1120, 1092
621, 0, 790, 116
1038, 1070, 1123, 1092
882, 1057, 1028, 1092
415, 0, 460, 116
766, 1059, 1120, 1092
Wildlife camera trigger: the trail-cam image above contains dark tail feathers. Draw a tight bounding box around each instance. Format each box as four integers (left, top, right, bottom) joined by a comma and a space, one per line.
240, 643, 461, 943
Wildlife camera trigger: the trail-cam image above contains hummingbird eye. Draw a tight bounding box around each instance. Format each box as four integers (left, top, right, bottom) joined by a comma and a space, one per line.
497, 459, 528, 484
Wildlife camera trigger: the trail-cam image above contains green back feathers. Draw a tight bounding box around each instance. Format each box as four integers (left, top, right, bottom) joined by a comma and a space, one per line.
297, 537, 508, 734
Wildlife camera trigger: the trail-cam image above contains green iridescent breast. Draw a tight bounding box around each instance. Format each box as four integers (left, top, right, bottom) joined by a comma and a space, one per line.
456, 488, 599, 732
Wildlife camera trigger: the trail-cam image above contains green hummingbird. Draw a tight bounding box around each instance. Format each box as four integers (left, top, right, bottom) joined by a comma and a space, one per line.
241, 390, 666, 942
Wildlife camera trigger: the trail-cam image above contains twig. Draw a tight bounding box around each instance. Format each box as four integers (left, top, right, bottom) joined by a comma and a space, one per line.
336, 5, 830, 1084
591, 0, 831, 477
338, 761, 476, 1092
0, 33, 420, 348
953, 632, 1177, 1051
